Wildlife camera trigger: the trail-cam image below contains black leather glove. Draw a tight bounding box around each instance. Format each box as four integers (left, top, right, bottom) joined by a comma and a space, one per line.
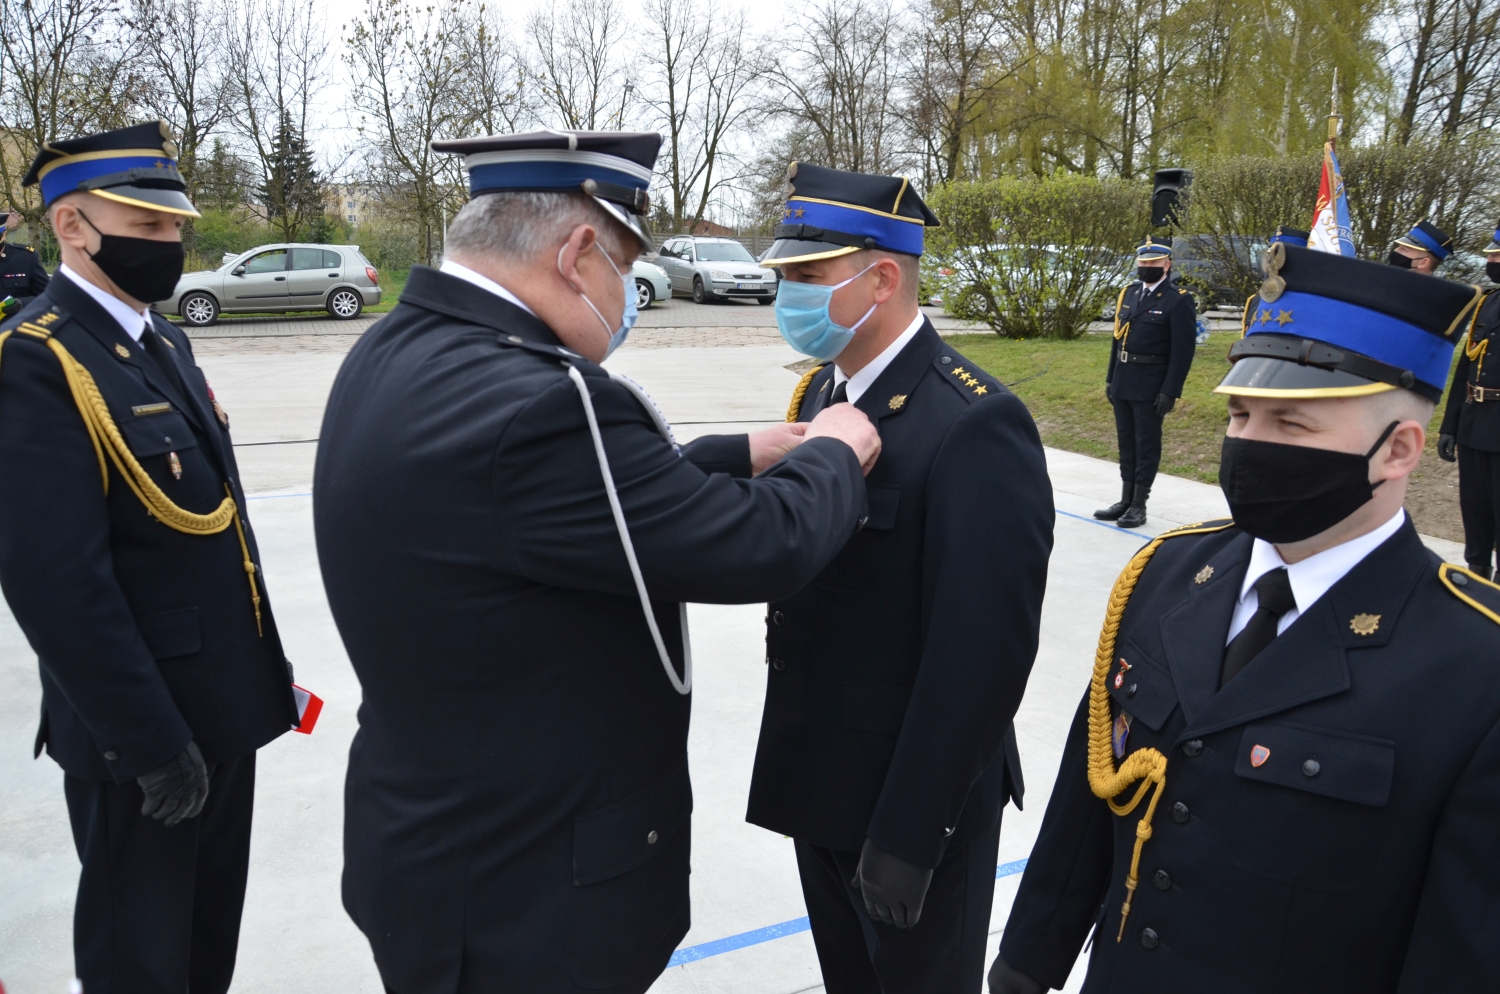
852, 838, 933, 929
1153, 393, 1176, 417
137, 741, 210, 827
1438, 433, 1458, 462
989, 955, 1047, 993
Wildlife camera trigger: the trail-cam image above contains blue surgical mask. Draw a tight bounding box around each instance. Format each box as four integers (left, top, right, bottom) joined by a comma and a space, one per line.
773, 262, 878, 360
561, 243, 638, 358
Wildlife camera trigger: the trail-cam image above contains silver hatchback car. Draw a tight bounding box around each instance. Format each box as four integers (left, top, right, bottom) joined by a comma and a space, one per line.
158, 243, 383, 326
655, 236, 778, 304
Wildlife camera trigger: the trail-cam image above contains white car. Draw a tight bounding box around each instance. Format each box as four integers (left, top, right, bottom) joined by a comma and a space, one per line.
633, 258, 670, 309
157, 243, 383, 326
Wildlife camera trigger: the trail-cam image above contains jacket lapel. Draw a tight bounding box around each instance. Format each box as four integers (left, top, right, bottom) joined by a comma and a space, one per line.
854, 320, 942, 423
1176, 519, 1429, 741
1160, 532, 1253, 726
151, 313, 229, 467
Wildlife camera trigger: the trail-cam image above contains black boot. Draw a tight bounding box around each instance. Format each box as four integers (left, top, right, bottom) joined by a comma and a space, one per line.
1116, 485, 1150, 529
1094, 482, 1133, 521
1467, 561, 1495, 581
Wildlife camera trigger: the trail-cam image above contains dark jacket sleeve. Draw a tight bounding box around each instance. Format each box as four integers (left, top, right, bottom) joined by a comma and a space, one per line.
1162, 289, 1197, 398
999, 692, 1116, 989
1105, 287, 1125, 387
1440, 346, 1471, 437
681, 433, 752, 478
492, 370, 867, 605
1396, 714, 1500, 991
865, 390, 1053, 868
0, 332, 192, 781
28, 250, 50, 297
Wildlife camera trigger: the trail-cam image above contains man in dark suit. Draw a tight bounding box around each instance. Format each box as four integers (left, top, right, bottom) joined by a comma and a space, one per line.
0, 208, 50, 311
0, 123, 298, 994
1095, 237, 1197, 528
313, 131, 881, 994
1437, 221, 1500, 580
747, 162, 1054, 993
991, 247, 1500, 993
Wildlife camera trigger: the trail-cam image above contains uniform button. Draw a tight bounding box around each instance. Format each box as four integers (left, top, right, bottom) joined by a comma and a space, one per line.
1302, 758, 1321, 777
772, 658, 786, 671
104, 751, 119, 761
1452, 572, 1469, 587
1140, 928, 1159, 949
1152, 869, 1171, 891
773, 611, 785, 626
646, 830, 658, 845
1170, 801, 1189, 824
163, 436, 173, 444
1126, 683, 1138, 698
940, 356, 952, 364
1182, 739, 1203, 757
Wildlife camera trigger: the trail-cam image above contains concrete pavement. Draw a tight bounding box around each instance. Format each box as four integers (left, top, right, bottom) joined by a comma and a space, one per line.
0, 320, 1465, 994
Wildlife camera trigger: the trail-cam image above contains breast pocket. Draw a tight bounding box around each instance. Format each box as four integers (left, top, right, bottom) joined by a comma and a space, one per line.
1108, 639, 1178, 732
1, 270, 31, 291
119, 410, 198, 459
1229, 721, 1395, 892
568, 757, 692, 988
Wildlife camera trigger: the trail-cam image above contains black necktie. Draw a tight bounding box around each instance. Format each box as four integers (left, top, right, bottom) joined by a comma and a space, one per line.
141, 327, 186, 398
830, 380, 849, 405
1221, 568, 1296, 687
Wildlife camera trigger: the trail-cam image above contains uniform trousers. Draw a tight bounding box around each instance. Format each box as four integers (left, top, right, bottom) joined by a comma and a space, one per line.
64, 752, 257, 994
1459, 444, 1500, 573
1110, 398, 1164, 490
793, 813, 1002, 994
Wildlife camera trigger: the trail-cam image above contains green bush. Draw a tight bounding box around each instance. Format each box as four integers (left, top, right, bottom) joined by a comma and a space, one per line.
183, 209, 274, 272
350, 216, 422, 272
926, 175, 1148, 338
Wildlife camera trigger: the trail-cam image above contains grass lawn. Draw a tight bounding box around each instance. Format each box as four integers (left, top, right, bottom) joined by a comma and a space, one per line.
950, 331, 1465, 543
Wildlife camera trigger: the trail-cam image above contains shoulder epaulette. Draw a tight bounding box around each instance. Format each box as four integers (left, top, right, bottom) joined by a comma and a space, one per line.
1438, 563, 1500, 626
785, 364, 826, 422
1155, 518, 1235, 541
3, 306, 66, 341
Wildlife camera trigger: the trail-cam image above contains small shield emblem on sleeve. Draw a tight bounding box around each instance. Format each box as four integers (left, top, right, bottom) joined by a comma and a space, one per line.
1250, 745, 1270, 767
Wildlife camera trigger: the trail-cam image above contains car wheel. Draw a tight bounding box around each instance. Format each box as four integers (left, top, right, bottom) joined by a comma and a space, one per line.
635, 278, 654, 309
328, 288, 363, 319
757, 295, 775, 305
180, 292, 220, 327
692, 277, 712, 304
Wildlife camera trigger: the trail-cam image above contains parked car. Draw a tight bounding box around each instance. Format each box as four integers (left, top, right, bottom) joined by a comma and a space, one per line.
654, 235, 778, 303
158, 243, 382, 326
632, 258, 670, 309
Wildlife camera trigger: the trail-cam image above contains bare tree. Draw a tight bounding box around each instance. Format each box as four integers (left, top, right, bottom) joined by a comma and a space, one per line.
526, 0, 629, 130
455, 2, 531, 136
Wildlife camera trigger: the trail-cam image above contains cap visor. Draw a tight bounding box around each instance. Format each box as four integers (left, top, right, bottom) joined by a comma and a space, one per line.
1136, 253, 1170, 262
1484, 242, 1500, 255
89, 186, 200, 218
1213, 355, 1395, 399
592, 197, 653, 251
1392, 237, 1433, 255
760, 239, 861, 267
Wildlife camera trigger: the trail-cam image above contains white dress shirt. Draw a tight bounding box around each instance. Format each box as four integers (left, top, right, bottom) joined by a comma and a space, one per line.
833, 310, 925, 404
58, 264, 149, 342
439, 259, 536, 316
1226, 509, 1407, 644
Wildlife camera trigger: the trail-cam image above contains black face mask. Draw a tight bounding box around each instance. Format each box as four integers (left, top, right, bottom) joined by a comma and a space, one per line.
78, 210, 185, 303
1387, 250, 1413, 269
1137, 266, 1165, 285
1219, 421, 1399, 544
1487, 260, 1500, 285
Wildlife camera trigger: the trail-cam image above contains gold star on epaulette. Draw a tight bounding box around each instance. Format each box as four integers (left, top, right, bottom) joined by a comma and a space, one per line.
1275, 309, 1294, 326
973, 384, 988, 396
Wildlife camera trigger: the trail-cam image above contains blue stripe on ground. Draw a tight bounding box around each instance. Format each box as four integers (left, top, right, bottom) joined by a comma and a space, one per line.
667, 858, 1030, 967
1055, 507, 1158, 539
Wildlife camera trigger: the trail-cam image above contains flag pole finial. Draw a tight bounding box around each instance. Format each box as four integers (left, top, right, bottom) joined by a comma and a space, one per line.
1327, 69, 1341, 144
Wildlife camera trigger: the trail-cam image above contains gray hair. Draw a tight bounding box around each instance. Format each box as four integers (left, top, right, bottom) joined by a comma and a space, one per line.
444, 191, 634, 264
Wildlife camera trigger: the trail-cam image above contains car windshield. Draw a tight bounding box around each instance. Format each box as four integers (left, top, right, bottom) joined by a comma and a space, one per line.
695, 241, 755, 263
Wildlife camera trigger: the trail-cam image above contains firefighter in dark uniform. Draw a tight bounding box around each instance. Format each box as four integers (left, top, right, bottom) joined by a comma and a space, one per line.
313, 131, 880, 994
990, 246, 1500, 993
0, 123, 298, 993
0, 208, 50, 311
1095, 237, 1197, 529
1437, 221, 1500, 579
748, 163, 1054, 993
1389, 218, 1453, 274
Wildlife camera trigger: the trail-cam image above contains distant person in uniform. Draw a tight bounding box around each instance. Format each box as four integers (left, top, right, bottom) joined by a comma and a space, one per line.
1095, 237, 1197, 529
313, 131, 881, 994
1388, 218, 1453, 274
1438, 220, 1500, 579
0, 122, 299, 994
747, 162, 1054, 994
0, 207, 50, 311
990, 246, 1500, 993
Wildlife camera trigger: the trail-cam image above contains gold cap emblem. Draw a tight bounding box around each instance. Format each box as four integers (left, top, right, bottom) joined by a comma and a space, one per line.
888, 394, 907, 411
1194, 565, 1215, 584
1349, 613, 1381, 636
114, 343, 130, 358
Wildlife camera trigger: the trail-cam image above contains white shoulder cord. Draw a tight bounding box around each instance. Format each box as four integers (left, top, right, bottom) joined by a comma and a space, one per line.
566, 364, 692, 695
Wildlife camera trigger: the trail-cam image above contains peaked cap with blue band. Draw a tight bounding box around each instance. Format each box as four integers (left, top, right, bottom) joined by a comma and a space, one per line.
760, 163, 939, 267
1483, 220, 1500, 255
1135, 236, 1173, 262
1394, 218, 1454, 261
1218, 245, 1483, 402
1268, 226, 1310, 248
23, 121, 198, 217
430, 129, 661, 250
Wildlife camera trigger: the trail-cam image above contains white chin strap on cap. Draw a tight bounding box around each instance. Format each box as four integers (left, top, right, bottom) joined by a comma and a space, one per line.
566, 364, 692, 695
